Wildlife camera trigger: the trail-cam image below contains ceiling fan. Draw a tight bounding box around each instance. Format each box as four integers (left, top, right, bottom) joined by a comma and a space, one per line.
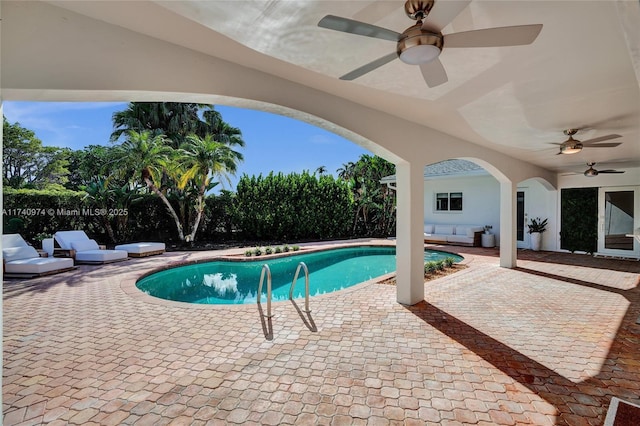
317, 0, 543, 88
552, 129, 622, 155
583, 162, 625, 177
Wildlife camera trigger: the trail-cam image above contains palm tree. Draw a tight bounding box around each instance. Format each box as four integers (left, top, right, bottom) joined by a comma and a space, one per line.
82, 178, 117, 243
315, 166, 327, 176
110, 102, 206, 147
111, 130, 186, 241
337, 161, 356, 181
177, 134, 243, 241
202, 109, 245, 148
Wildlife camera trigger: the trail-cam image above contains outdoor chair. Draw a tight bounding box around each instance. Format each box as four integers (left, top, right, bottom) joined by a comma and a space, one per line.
3, 234, 75, 277
53, 230, 128, 264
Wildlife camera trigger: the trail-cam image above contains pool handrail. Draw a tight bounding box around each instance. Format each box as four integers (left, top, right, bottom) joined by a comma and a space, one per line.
258, 264, 273, 318
289, 262, 310, 313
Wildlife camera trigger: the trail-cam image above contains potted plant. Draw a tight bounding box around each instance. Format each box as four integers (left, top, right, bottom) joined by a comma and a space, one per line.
483, 225, 493, 234
527, 217, 548, 251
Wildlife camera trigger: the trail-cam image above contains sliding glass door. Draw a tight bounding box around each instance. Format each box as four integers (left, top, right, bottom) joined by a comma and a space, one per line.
597, 187, 639, 257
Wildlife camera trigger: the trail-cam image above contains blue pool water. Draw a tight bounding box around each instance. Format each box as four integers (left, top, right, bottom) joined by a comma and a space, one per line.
136, 246, 462, 305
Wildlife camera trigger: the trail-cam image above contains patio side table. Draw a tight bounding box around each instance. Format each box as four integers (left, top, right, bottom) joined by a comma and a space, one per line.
481, 233, 495, 248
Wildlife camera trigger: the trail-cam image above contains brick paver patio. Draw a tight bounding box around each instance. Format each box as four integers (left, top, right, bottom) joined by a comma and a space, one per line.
3, 241, 640, 425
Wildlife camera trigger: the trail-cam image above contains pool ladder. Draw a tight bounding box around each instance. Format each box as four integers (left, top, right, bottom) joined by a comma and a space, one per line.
257, 262, 310, 318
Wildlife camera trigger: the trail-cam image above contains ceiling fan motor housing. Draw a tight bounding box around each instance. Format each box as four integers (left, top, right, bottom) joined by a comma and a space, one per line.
397, 25, 443, 65
560, 136, 583, 154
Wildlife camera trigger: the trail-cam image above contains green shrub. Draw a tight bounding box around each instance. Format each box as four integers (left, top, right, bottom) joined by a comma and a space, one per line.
292, 245, 300, 251
244, 250, 253, 257
435, 260, 445, 271
444, 257, 455, 268
275, 246, 282, 254
424, 261, 437, 274
283, 245, 290, 252
234, 171, 353, 241
265, 247, 273, 255
253, 247, 262, 256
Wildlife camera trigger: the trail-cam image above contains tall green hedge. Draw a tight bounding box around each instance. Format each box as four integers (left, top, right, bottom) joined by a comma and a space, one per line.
3, 188, 92, 244
234, 172, 353, 241
560, 187, 598, 253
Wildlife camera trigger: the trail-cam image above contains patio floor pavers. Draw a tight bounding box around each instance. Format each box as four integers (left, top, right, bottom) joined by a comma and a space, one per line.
3, 242, 640, 425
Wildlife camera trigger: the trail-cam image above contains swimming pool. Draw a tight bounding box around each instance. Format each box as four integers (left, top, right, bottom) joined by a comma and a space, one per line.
136, 246, 462, 305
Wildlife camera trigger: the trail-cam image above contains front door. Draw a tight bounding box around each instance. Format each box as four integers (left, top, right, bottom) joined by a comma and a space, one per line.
517, 190, 529, 248
597, 187, 639, 258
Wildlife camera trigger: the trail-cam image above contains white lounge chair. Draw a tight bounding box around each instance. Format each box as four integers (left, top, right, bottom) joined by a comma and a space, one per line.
114, 242, 165, 258
54, 230, 128, 264
3, 234, 75, 277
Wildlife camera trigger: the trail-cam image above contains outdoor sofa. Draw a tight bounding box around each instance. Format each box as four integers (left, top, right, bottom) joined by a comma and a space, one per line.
423, 224, 484, 247
3, 234, 75, 277
53, 230, 128, 264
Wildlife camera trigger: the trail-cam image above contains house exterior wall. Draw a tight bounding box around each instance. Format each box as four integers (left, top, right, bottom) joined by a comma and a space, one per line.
423, 175, 559, 251
423, 175, 501, 244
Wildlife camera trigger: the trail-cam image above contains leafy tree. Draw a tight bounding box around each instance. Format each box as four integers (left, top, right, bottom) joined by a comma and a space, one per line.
339, 154, 396, 237
66, 144, 124, 190
3, 117, 70, 189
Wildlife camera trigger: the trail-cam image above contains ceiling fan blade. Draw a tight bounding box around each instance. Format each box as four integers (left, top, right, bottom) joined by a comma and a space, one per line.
598, 170, 625, 174
581, 134, 622, 144
420, 58, 448, 88
423, 0, 471, 32
318, 15, 402, 42
583, 142, 622, 148
340, 52, 398, 80
444, 24, 543, 48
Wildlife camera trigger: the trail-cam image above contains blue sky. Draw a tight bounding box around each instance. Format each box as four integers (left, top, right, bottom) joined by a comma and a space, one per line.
3, 101, 371, 190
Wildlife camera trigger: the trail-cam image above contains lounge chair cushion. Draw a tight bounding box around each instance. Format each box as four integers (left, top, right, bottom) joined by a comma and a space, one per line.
74, 249, 128, 263
3, 234, 30, 249
114, 242, 165, 256
71, 239, 100, 252
54, 230, 91, 250
3, 245, 39, 262
4, 256, 74, 275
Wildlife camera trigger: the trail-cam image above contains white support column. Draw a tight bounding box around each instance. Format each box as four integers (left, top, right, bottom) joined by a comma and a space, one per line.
499, 180, 517, 268
395, 162, 425, 305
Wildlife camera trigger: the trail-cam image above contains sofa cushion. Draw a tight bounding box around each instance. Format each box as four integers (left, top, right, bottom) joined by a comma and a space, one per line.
434, 225, 454, 235
447, 235, 474, 244
456, 225, 484, 237
71, 239, 100, 252
3, 245, 39, 262
424, 234, 449, 242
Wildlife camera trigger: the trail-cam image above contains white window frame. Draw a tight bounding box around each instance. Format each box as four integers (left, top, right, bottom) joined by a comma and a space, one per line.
434, 191, 463, 213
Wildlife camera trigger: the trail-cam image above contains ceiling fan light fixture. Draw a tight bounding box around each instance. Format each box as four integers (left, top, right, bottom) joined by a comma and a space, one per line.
399, 44, 441, 64
560, 144, 583, 154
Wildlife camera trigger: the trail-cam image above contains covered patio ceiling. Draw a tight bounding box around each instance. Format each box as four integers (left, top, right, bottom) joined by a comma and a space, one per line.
2, 0, 639, 176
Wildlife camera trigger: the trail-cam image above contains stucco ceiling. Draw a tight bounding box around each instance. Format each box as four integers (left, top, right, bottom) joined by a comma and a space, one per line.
4, 0, 640, 174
